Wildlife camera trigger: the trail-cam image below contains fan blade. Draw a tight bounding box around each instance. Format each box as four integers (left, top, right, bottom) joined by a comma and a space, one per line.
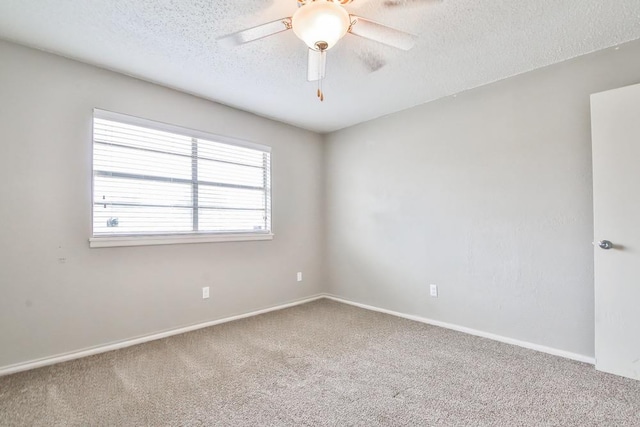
307, 49, 326, 82
218, 18, 292, 46
348, 16, 416, 50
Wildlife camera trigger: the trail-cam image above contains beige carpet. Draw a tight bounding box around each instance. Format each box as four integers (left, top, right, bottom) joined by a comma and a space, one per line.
1, 299, 639, 426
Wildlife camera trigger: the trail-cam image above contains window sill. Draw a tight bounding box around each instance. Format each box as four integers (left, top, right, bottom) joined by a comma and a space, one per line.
89, 232, 274, 248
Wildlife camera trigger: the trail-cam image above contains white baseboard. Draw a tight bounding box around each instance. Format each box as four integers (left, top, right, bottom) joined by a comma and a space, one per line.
0, 292, 595, 377
0, 294, 325, 377
324, 294, 596, 365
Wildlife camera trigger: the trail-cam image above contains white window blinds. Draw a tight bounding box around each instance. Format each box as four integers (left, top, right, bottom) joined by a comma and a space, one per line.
92, 110, 271, 238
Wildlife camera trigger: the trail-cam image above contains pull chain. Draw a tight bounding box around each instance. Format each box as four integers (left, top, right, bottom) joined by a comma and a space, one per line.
317, 77, 324, 102
314, 42, 327, 102
317, 59, 324, 101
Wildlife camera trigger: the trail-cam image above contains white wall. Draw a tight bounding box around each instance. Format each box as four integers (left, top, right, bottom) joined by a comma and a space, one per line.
0, 40, 325, 368
324, 40, 640, 358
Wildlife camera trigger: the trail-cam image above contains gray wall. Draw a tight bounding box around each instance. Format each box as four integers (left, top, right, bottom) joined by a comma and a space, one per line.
0, 40, 325, 368
3, 36, 640, 369
324, 40, 640, 358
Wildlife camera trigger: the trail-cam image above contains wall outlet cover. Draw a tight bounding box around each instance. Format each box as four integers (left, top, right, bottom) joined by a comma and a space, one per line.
430, 284, 438, 297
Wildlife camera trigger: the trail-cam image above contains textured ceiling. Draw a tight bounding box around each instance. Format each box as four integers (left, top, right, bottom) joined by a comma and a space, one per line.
1, 0, 639, 133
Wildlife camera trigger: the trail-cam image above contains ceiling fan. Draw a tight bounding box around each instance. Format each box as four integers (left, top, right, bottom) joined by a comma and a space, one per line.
218, 0, 432, 101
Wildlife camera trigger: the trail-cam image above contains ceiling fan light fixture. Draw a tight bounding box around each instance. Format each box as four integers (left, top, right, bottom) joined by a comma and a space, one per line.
292, 0, 351, 50
219, 0, 425, 102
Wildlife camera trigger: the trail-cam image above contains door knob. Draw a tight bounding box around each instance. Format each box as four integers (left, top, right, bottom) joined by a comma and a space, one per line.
598, 240, 613, 250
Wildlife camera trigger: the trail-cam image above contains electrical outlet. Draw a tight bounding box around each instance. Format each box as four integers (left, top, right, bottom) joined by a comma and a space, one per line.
202, 287, 210, 299
430, 284, 438, 298
297, 272, 303, 282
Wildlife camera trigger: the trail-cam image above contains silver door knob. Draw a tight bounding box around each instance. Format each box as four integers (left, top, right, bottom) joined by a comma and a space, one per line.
598, 240, 613, 250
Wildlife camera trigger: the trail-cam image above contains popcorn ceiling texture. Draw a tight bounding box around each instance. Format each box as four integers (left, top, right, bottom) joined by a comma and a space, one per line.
0, 0, 639, 132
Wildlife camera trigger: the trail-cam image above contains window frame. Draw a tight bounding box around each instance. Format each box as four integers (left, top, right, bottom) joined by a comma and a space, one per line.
89, 109, 273, 248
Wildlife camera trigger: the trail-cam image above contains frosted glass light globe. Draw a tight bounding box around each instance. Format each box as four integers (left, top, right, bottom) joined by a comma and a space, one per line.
292, 0, 351, 50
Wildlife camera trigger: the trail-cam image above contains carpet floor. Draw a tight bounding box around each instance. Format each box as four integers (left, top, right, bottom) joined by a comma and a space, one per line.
1, 299, 639, 426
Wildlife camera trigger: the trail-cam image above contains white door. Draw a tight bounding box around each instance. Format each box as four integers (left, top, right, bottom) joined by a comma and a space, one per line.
591, 83, 640, 381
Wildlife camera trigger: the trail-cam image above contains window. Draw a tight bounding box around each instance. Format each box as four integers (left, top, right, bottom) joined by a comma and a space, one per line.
90, 109, 272, 248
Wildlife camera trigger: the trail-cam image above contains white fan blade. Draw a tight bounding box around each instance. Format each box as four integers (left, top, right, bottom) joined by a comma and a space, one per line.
307, 49, 326, 82
348, 16, 417, 50
218, 18, 292, 46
